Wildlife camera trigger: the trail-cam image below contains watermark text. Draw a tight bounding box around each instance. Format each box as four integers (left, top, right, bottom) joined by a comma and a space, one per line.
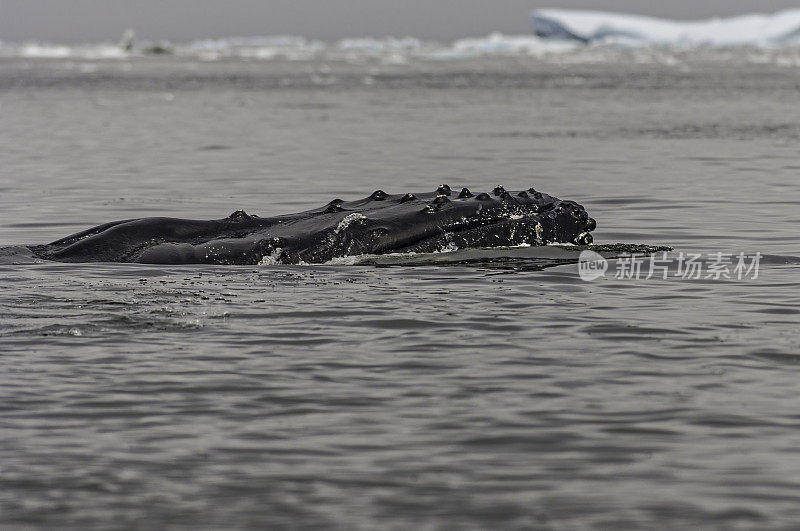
578, 251, 761, 281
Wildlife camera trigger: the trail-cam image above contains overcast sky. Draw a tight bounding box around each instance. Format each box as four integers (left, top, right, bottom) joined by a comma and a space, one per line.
3, 0, 799, 43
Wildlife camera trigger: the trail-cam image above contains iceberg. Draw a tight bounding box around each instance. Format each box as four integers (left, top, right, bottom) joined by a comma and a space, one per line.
531, 9, 800, 46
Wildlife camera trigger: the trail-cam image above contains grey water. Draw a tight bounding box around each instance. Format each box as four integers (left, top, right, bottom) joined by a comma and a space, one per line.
2, 53, 800, 529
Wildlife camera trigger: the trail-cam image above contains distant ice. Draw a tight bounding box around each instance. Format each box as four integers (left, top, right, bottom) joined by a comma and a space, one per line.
532, 8, 800, 46
19, 44, 72, 58
186, 36, 324, 61
15, 43, 128, 59
2, 9, 800, 66
337, 37, 421, 52
451, 32, 578, 56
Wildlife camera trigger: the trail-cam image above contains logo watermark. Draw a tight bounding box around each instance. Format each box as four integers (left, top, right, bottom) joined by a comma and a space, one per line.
577, 250, 608, 281
578, 251, 761, 281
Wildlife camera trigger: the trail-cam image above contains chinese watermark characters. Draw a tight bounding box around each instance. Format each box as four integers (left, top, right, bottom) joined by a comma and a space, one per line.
578, 251, 761, 282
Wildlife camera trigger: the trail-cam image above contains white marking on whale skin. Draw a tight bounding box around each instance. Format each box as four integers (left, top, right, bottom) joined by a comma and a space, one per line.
334, 213, 367, 234
258, 247, 284, 265
439, 232, 459, 253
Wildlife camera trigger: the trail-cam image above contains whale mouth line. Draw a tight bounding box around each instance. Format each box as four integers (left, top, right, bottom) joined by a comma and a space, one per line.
341, 243, 675, 268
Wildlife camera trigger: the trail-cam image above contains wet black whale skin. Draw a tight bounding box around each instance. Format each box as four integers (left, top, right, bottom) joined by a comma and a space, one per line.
30, 185, 597, 265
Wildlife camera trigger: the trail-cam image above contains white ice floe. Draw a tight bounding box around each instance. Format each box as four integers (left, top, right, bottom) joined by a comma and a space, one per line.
5, 43, 130, 59
531, 8, 800, 46
186, 35, 325, 60
337, 36, 421, 52
451, 32, 578, 56
19, 44, 72, 58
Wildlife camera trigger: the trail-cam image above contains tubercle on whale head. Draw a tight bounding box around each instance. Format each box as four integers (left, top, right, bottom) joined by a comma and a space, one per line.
459, 187, 595, 246
324, 200, 345, 213
309, 185, 597, 251
370, 190, 388, 201
346, 186, 597, 250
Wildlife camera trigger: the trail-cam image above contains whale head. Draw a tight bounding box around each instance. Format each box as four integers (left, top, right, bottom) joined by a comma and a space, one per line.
271, 184, 597, 263
32, 184, 597, 265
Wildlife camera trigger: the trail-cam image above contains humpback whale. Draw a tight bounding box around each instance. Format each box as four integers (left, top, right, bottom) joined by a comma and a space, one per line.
28, 185, 597, 265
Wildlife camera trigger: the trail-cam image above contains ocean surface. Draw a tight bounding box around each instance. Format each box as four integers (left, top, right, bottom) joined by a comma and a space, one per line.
2, 45, 800, 529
